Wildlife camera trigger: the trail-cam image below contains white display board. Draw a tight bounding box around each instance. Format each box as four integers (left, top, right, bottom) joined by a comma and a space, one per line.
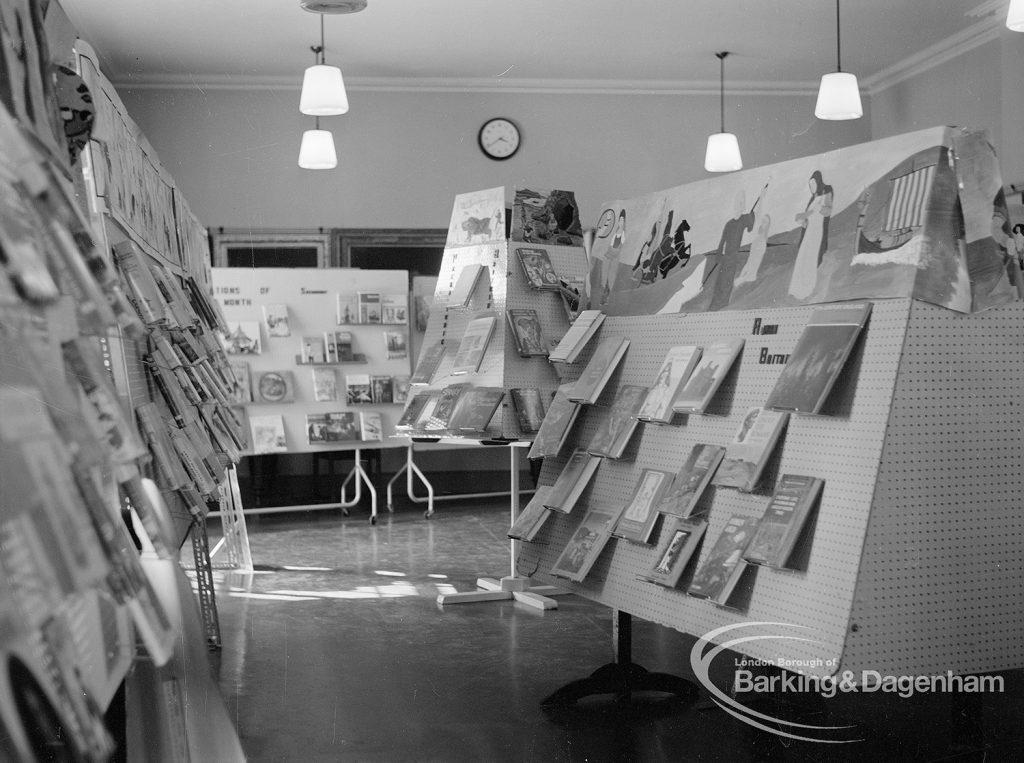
212, 268, 411, 454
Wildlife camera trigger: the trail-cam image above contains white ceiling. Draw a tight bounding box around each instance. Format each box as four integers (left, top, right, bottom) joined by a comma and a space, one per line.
58, 0, 1008, 94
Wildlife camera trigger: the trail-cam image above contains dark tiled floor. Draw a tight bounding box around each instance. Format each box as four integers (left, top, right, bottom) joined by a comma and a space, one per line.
208, 498, 1024, 762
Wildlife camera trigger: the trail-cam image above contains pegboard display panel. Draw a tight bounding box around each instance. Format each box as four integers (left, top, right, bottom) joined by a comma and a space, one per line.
212, 268, 411, 454
845, 299, 1024, 676
521, 299, 911, 676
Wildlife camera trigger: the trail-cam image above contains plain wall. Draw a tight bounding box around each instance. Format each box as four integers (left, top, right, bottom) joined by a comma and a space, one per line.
117, 86, 871, 232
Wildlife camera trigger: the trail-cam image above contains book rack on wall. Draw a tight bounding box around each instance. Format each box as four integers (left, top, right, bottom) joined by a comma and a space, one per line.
212, 267, 413, 522
518, 298, 1024, 681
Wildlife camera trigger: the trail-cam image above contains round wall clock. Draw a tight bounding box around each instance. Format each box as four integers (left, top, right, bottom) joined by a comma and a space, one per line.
478, 118, 521, 160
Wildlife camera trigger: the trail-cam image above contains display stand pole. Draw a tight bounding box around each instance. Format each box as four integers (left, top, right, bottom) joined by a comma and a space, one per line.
338, 448, 380, 524
436, 443, 566, 610
541, 610, 698, 706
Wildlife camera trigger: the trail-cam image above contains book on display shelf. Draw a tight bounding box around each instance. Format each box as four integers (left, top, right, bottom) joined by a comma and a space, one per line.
636, 345, 702, 423
559, 275, 586, 323
585, 384, 648, 459
345, 374, 373, 405
712, 408, 790, 492
509, 387, 546, 434
549, 507, 620, 583
410, 342, 446, 385
392, 375, 411, 403
743, 474, 824, 568
300, 335, 326, 364
384, 330, 409, 360
358, 291, 383, 324
764, 302, 873, 415
506, 308, 548, 357
655, 444, 725, 518
671, 338, 744, 414
448, 387, 505, 433
526, 383, 580, 459
612, 468, 674, 544
112, 239, 168, 325
514, 246, 561, 290
542, 449, 601, 514
382, 293, 409, 324
336, 293, 359, 325
450, 314, 496, 375
395, 392, 436, 431
306, 412, 360, 444
254, 370, 296, 404
371, 375, 394, 404
447, 264, 487, 308
262, 303, 290, 337
222, 321, 262, 355
643, 516, 708, 589
687, 514, 760, 605
507, 486, 555, 542
359, 411, 384, 442
548, 309, 605, 364
568, 336, 629, 404
311, 367, 338, 402
422, 383, 470, 432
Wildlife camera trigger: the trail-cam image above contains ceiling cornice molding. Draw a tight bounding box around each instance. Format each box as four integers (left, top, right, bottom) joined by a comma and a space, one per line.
111, 73, 818, 97
862, 13, 1002, 94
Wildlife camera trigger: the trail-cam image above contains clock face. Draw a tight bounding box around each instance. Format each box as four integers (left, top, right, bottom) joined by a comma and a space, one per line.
478, 118, 521, 160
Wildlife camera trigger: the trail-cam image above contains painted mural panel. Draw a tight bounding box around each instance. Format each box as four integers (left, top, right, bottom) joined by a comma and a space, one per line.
589, 127, 1017, 315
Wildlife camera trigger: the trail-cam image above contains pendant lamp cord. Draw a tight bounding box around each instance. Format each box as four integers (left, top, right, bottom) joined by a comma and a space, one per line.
835, 0, 842, 73
716, 51, 728, 134
311, 13, 326, 64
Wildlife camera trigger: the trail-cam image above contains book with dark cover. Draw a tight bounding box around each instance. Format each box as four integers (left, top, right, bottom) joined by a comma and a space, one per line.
411, 342, 447, 385
765, 302, 873, 415
613, 468, 674, 544
447, 263, 487, 308
568, 336, 629, 404
506, 308, 548, 357
656, 444, 726, 518
254, 370, 296, 404
451, 315, 497, 375
306, 412, 360, 443
371, 375, 394, 404
636, 345, 702, 423
507, 486, 555, 542
549, 506, 620, 583
586, 384, 648, 459
542, 449, 601, 514
643, 516, 709, 589
671, 338, 744, 414
687, 515, 760, 604
395, 392, 436, 431
713, 408, 790, 492
549, 310, 606, 364
526, 383, 580, 459
345, 373, 373, 404
358, 291, 383, 323
448, 387, 505, 432
744, 474, 824, 568
510, 387, 546, 433
515, 246, 561, 289
423, 383, 471, 431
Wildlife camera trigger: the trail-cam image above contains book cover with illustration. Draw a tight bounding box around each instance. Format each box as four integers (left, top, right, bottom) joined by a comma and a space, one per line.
671, 339, 744, 414
311, 367, 338, 402
744, 474, 824, 568
411, 342, 447, 385
585, 384, 648, 459
306, 412, 359, 443
515, 246, 561, 289
510, 388, 546, 433
644, 516, 709, 589
253, 370, 296, 404
687, 514, 759, 605
345, 373, 373, 404
358, 292, 382, 324
249, 415, 287, 454
451, 315, 497, 375
636, 345, 703, 422
613, 468, 674, 544
549, 506, 620, 583
506, 308, 548, 356
764, 302, 873, 415
527, 383, 580, 459
713, 408, 790, 492
656, 444, 726, 518
262, 303, 290, 336
382, 293, 409, 324
448, 387, 506, 432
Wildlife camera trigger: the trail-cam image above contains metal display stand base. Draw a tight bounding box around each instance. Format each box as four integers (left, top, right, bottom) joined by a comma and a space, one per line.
541, 611, 698, 707
435, 444, 566, 611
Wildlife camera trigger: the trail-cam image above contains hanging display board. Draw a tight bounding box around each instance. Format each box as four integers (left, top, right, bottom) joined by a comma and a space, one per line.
212, 267, 412, 454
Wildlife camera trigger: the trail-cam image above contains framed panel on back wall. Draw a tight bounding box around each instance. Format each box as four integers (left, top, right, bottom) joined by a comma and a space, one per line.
335, 228, 447, 276
211, 229, 332, 268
